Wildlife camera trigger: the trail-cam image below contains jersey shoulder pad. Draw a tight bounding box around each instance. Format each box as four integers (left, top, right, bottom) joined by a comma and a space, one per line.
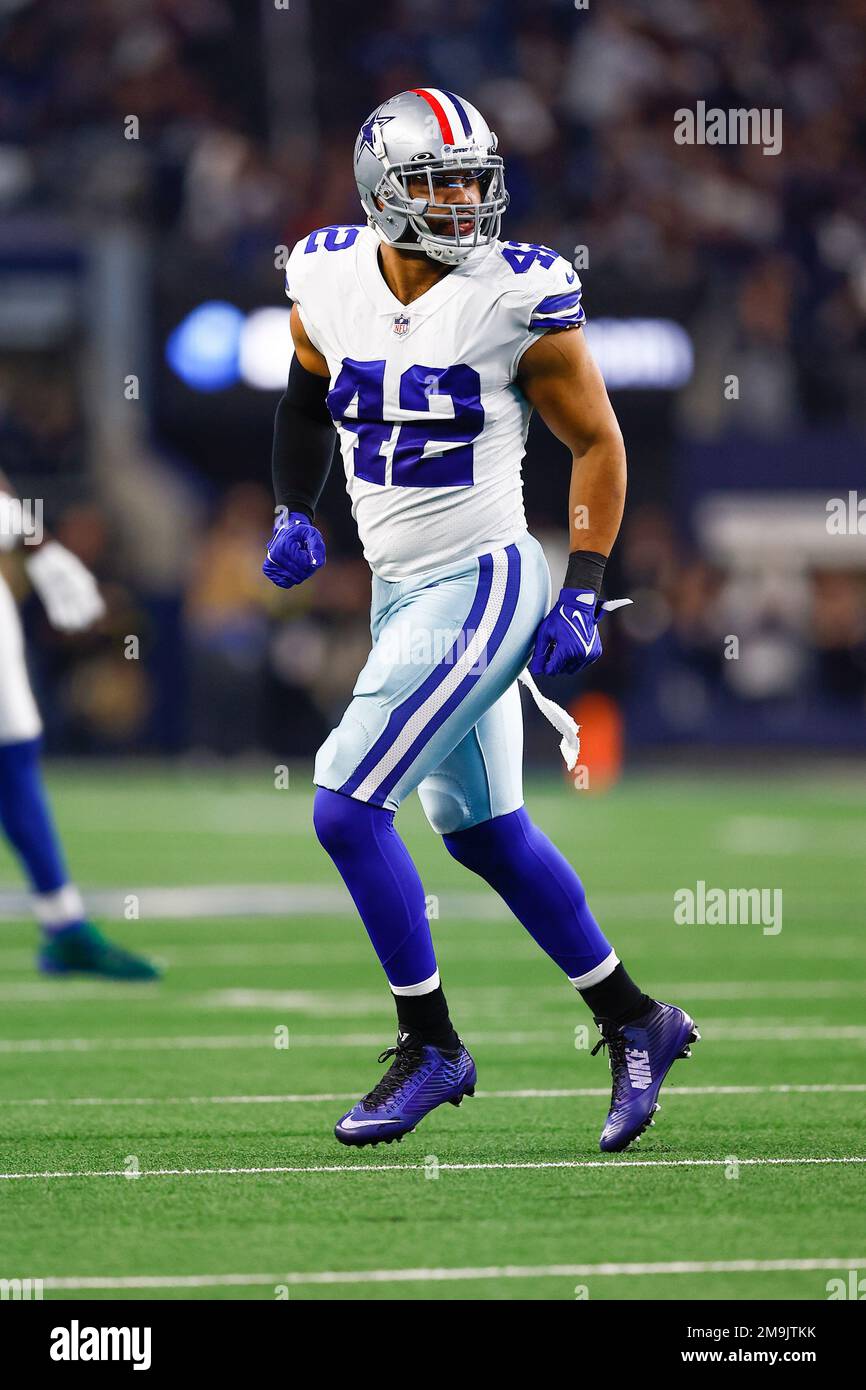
284, 225, 365, 303
496, 240, 585, 332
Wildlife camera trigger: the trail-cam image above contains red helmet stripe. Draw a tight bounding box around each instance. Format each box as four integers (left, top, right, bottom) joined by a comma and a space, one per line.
410, 88, 455, 145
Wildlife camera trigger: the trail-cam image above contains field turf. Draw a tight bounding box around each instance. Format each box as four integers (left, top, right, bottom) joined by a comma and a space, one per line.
0, 766, 864, 1301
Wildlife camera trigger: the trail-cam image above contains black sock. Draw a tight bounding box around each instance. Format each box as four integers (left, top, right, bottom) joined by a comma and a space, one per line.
579, 963, 653, 1027
394, 984, 459, 1052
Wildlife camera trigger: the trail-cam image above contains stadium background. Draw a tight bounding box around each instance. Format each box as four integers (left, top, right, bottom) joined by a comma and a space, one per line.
2, 0, 864, 763
1, 0, 865, 1305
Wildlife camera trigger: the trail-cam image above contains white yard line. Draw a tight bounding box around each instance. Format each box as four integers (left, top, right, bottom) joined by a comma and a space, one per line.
1, 1156, 864, 1182
0, 885, 673, 923
38, 1257, 866, 1291
1, 1024, 865, 1054
2, 1083, 865, 1108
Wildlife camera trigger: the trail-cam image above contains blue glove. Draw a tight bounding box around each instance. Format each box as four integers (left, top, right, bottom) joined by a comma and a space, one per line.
262, 512, 326, 589
529, 588, 604, 677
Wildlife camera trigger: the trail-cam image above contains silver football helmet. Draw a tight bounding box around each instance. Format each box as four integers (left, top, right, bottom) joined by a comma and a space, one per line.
354, 88, 509, 266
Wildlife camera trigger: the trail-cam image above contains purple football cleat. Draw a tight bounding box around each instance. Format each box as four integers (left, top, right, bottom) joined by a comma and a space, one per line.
335, 1033, 477, 1148
592, 1001, 700, 1153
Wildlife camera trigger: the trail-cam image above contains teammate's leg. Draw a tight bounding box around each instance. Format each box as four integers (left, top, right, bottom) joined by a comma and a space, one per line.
0, 575, 158, 979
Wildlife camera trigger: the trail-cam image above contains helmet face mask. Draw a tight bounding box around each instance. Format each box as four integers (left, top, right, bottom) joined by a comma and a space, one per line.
377, 157, 507, 262
355, 90, 509, 266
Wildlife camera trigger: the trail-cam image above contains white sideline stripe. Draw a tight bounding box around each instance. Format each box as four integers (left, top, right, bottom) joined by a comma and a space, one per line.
2, 1024, 866, 1054
0, 883, 672, 924
4, 1083, 865, 1108
39, 1257, 866, 1290
1, 1157, 864, 1182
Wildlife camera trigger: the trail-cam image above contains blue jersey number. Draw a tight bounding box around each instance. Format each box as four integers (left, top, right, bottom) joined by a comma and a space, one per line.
328, 359, 484, 488
501, 241, 558, 275
304, 226, 361, 254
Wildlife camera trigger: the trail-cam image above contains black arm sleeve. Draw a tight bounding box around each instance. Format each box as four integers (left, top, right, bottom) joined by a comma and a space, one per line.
271, 355, 335, 521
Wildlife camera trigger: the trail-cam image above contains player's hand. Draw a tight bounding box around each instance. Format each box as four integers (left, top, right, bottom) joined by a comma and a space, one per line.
529, 591, 632, 677
25, 541, 107, 633
262, 511, 326, 589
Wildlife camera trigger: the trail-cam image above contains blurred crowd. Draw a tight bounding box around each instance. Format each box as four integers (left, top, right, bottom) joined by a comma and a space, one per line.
1, 0, 864, 755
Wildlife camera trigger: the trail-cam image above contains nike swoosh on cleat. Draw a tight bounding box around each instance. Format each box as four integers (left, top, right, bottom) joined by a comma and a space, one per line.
338, 1115, 401, 1131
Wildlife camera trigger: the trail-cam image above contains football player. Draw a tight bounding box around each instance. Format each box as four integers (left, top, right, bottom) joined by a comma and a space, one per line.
263, 89, 697, 1152
0, 481, 159, 979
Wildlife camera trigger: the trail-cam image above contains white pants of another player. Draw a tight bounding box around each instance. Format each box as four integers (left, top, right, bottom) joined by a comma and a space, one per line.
0, 570, 42, 745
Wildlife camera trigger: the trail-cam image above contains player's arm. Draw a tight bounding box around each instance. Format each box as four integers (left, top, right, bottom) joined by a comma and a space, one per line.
518, 328, 628, 676
262, 305, 334, 591
519, 326, 626, 564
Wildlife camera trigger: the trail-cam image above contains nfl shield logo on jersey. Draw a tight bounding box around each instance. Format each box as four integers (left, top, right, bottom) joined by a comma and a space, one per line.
392, 313, 410, 336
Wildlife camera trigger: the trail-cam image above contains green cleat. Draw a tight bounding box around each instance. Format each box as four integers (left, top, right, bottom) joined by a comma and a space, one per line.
37, 922, 161, 981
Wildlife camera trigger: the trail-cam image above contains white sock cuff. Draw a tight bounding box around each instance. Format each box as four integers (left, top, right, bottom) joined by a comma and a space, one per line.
568, 949, 619, 991
32, 884, 85, 927
390, 969, 440, 998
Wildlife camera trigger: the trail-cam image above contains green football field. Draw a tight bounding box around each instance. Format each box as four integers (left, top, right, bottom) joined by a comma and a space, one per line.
0, 765, 864, 1301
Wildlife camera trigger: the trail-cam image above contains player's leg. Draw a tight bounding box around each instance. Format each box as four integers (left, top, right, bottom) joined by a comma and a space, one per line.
419, 684, 699, 1152
0, 575, 158, 979
313, 537, 547, 1144
419, 680, 621, 984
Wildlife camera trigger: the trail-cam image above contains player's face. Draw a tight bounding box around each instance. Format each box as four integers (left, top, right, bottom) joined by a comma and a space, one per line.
405, 169, 482, 240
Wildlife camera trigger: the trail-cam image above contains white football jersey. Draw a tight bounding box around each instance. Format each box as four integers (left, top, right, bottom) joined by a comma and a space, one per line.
285, 225, 584, 581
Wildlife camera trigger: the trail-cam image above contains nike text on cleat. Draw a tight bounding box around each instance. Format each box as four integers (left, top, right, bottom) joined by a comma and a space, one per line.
334, 1034, 477, 1148
592, 1002, 699, 1153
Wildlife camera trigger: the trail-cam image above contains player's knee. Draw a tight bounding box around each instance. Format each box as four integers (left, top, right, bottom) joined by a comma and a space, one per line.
442, 805, 530, 866
312, 786, 360, 856
418, 780, 474, 836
